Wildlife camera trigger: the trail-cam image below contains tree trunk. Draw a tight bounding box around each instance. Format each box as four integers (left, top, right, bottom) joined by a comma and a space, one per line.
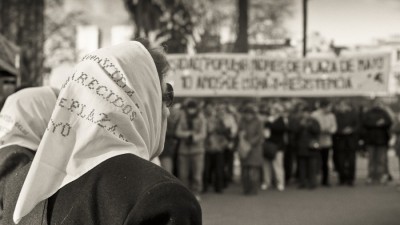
0, 0, 45, 86
234, 0, 249, 53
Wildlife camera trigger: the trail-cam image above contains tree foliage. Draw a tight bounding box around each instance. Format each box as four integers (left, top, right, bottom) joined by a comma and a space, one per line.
44, 0, 86, 71
124, 0, 194, 53
248, 0, 294, 42
123, 0, 294, 53
0, 0, 45, 86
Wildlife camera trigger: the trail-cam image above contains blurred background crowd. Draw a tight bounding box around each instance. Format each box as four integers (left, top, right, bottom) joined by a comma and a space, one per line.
159, 97, 400, 200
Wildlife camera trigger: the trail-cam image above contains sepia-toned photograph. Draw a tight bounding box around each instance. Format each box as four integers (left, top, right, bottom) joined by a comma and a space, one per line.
0, 0, 400, 224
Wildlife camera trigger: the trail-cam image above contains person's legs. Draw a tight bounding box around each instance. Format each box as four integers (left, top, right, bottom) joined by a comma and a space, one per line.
191, 153, 205, 195
345, 136, 357, 185
376, 146, 388, 183
383, 146, 392, 182
335, 137, 346, 184
215, 151, 225, 193
272, 151, 285, 190
332, 138, 339, 173
398, 156, 400, 185
224, 149, 234, 186
320, 148, 330, 186
284, 148, 294, 184
178, 154, 191, 189
337, 149, 346, 185
298, 156, 307, 188
309, 155, 318, 189
262, 159, 272, 189
248, 166, 260, 195
241, 165, 250, 194
347, 148, 356, 185
366, 145, 376, 182
202, 152, 212, 192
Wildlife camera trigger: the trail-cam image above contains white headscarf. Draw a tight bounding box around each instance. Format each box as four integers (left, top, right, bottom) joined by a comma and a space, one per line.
0, 87, 57, 151
14, 41, 166, 223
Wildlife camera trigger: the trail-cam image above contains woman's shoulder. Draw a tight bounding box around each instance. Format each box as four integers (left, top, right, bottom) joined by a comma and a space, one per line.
48, 154, 200, 225
86, 154, 183, 190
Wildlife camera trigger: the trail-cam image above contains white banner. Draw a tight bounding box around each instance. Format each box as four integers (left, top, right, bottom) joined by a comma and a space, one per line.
166, 53, 391, 97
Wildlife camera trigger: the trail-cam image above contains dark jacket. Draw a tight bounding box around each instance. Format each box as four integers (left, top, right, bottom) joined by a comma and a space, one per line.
1, 154, 202, 225
334, 110, 359, 136
239, 117, 264, 167
287, 114, 302, 151
265, 117, 287, 151
297, 117, 321, 157
333, 109, 360, 151
0, 145, 34, 221
160, 110, 181, 158
361, 107, 392, 146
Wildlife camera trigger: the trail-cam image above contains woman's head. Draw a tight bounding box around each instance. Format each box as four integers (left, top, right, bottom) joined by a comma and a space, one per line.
0, 87, 57, 150
134, 39, 169, 92
242, 104, 257, 121
13, 41, 172, 223
185, 99, 200, 116
270, 102, 284, 117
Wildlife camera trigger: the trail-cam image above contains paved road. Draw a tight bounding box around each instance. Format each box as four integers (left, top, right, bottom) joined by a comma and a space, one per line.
200, 154, 400, 225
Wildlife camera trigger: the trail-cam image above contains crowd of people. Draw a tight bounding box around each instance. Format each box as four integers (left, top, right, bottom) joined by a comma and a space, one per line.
160, 97, 400, 199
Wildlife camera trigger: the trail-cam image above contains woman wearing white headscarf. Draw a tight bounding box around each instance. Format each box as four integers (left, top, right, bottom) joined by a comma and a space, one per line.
2, 40, 201, 225
0, 87, 57, 221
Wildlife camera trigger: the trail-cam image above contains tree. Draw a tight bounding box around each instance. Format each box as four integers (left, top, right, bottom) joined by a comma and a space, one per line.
234, 0, 249, 53
233, 0, 294, 53
188, 0, 233, 52
44, 0, 86, 72
249, 0, 294, 42
124, 0, 194, 53
0, 0, 45, 86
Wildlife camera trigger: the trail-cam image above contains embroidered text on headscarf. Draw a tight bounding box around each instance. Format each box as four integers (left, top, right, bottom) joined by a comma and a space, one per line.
0, 114, 29, 139
55, 53, 154, 142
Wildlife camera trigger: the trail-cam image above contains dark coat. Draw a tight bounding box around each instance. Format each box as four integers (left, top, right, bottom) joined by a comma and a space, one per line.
334, 110, 359, 135
297, 117, 321, 157
333, 109, 360, 151
0, 145, 34, 221
160, 111, 181, 158
265, 117, 287, 151
1, 154, 202, 225
286, 114, 302, 152
239, 117, 264, 167
361, 107, 392, 146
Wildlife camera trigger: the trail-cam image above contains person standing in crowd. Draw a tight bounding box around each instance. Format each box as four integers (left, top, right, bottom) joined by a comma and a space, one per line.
381, 103, 396, 182
3, 40, 201, 225
391, 112, 400, 189
176, 99, 207, 200
238, 105, 264, 195
333, 100, 359, 186
285, 102, 302, 185
203, 104, 230, 193
297, 105, 321, 189
0, 87, 58, 221
362, 98, 392, 184
221, 104, 238, 187
262, 102, 287, 191
312, 99, 337, 187
159, 103, 181, 174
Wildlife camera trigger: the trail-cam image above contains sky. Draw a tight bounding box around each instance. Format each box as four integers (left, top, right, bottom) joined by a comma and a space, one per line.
287, 0, 400, 45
